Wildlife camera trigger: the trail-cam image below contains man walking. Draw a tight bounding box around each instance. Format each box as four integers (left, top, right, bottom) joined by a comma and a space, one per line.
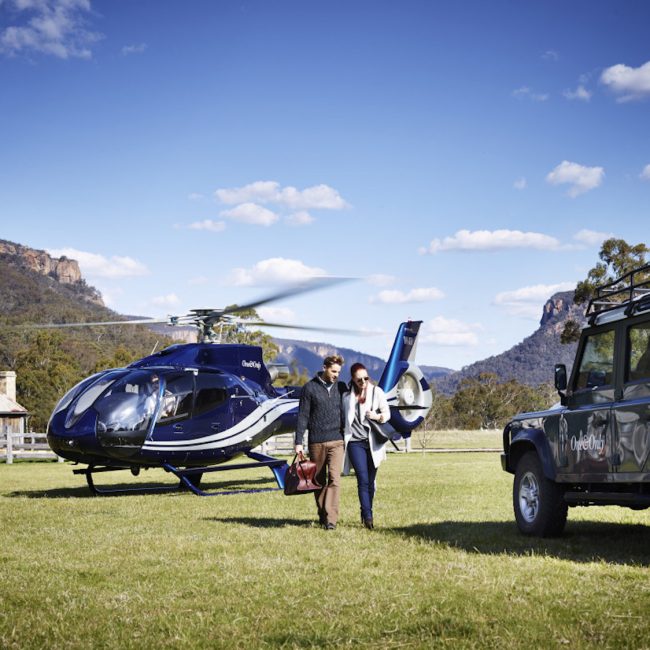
295, 354, 346, 529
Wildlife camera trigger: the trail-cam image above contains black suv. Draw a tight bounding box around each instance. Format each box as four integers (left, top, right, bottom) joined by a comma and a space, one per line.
502, 267, 650, 536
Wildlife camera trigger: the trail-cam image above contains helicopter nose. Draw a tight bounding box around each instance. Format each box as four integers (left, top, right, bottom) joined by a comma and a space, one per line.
96, 426, 148, 449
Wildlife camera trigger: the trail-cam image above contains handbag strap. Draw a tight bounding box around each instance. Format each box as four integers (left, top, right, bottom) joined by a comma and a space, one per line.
291, 451, 307, 465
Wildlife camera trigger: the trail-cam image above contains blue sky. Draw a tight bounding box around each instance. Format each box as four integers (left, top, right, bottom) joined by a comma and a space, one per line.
2, 0, 650, 371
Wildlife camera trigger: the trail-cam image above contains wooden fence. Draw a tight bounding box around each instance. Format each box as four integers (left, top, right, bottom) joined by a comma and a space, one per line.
254, 433, 413, 455
1, 430, 498, 464
0, 429, 63, 464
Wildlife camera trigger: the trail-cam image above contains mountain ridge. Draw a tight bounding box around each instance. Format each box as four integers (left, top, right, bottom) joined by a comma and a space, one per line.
433, 291, 586, 394
0, 238, 586, 394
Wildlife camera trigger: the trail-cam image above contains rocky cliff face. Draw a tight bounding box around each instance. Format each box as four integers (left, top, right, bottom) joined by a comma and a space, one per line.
433, 290, 586, 394
0, 240, 81, 284
539, 290, 586, 334
0, 239, 103, 306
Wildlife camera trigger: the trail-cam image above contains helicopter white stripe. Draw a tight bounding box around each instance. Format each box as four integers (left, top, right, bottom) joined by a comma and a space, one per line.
141, 398, 298, 452
143, 397, 296, 447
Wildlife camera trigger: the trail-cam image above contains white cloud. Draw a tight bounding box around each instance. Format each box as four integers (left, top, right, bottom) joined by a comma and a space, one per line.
281, 184, 348, 210
546, 160, 604, 197
420, 229, 561, 254
512, 86, 549, 102
48, 247, 149, 279
285, 210, 315, 226
188, 192, 204, 201
215, 181, 280, 205
220, 202, 278, 226
151, 293, 180, 307
0, 0, 102, 59
563, 85, 592, 101
228, 258, 326, 286
257, 306, 296, 323
420, 317, 481, 347
494, 282, 575, 319
573, 229, 613, 246
95, 285, 122, 308
366, 274, 396, 287
121, 43, 146, 56
513, 177, 527, 190
215, 180, 349, 210
601, 60, 650, 102
370, 287, 445, 304
542, 50, 559, 62
188, 219, 226, 232
640, 164, 650, 181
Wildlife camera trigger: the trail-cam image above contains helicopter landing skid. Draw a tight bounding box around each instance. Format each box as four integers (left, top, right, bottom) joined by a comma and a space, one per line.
163, 451, 289, 496
74, 451, 289, 497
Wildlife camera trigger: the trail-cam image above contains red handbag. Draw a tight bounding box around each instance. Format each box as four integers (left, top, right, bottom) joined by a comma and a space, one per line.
283, 452, 322, 495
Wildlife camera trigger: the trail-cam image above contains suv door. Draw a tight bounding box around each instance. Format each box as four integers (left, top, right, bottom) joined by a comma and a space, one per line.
613, 320, 650, 473
562, 327, 616, 478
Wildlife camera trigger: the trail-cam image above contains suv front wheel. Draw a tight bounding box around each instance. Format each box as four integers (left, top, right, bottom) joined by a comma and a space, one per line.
513, 451, 568, 537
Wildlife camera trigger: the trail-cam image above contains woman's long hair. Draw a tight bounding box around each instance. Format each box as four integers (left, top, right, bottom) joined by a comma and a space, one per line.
350, 362, 369, 401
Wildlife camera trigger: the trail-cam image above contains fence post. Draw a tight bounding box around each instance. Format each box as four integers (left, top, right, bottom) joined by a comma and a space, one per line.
6, 426, 13, 464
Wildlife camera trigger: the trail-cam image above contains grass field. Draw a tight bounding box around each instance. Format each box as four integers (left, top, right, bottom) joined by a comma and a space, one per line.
409, 429, 501, 450
1, 443, 649, 649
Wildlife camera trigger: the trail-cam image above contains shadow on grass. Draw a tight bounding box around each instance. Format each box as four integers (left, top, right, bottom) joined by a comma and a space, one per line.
206, 516, 315, 528
6, 476, 278, 499
390, 520, 650, 566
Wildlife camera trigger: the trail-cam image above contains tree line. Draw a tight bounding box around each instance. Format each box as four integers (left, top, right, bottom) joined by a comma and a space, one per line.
3, 237, 647, 432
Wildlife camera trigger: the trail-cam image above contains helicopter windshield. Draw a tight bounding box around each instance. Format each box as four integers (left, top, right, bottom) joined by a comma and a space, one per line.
94, 371, 163, 435
64, 370, 128, 429
51, 370, 111, 421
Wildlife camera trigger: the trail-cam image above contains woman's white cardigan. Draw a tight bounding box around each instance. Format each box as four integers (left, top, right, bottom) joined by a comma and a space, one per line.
342, 383, 391, 474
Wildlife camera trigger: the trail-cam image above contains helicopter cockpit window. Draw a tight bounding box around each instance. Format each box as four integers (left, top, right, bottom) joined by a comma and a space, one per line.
94, 371, 162, 434
157, 373, 194, 424
193, 373, 229, 417
53, 371, 110, 420
65, 370, 128, 429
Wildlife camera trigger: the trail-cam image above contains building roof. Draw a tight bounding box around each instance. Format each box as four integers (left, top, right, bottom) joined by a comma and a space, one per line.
0, 393, 29, 415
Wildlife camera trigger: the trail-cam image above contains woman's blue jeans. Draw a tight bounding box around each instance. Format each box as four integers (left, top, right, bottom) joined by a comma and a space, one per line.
347, 441, 377, 521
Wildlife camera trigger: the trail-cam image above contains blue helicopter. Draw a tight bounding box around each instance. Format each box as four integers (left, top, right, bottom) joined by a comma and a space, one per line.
45, 281, 433, 495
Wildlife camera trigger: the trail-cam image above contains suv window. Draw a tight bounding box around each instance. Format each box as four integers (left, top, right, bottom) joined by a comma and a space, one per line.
627, 322, 650, 382
575, 329, 616, 390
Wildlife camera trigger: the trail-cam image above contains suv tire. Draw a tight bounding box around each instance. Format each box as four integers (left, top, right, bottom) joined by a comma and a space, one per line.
513, 451, 568, 537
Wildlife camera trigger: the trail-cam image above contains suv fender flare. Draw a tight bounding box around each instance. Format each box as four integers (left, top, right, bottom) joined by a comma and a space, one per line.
508, 428, 557, 481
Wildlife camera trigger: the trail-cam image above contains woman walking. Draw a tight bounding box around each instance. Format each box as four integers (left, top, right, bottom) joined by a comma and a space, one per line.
343, 363, 390, 529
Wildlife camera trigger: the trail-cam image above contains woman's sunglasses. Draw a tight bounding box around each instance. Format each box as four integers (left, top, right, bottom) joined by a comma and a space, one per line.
355, 376, 370, 383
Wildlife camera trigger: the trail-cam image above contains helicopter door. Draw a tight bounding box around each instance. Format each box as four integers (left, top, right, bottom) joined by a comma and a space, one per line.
189, 373, 232, 437
151, 371, 195, 439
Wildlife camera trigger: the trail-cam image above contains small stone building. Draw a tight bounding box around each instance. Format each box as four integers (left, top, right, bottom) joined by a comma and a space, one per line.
0, 371, 30, 435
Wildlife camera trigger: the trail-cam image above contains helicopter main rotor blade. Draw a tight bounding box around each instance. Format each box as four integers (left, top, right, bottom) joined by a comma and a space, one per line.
14, 277, 355, 335
239, 320, 370, 336
222, 276, 353, 316
23, 317, 174, 329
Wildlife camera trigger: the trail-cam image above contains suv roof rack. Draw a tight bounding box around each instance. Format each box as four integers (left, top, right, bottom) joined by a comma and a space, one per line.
587, 264, 650, 325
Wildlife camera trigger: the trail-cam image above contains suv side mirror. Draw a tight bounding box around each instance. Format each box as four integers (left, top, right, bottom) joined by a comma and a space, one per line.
554, 364, 567, 391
